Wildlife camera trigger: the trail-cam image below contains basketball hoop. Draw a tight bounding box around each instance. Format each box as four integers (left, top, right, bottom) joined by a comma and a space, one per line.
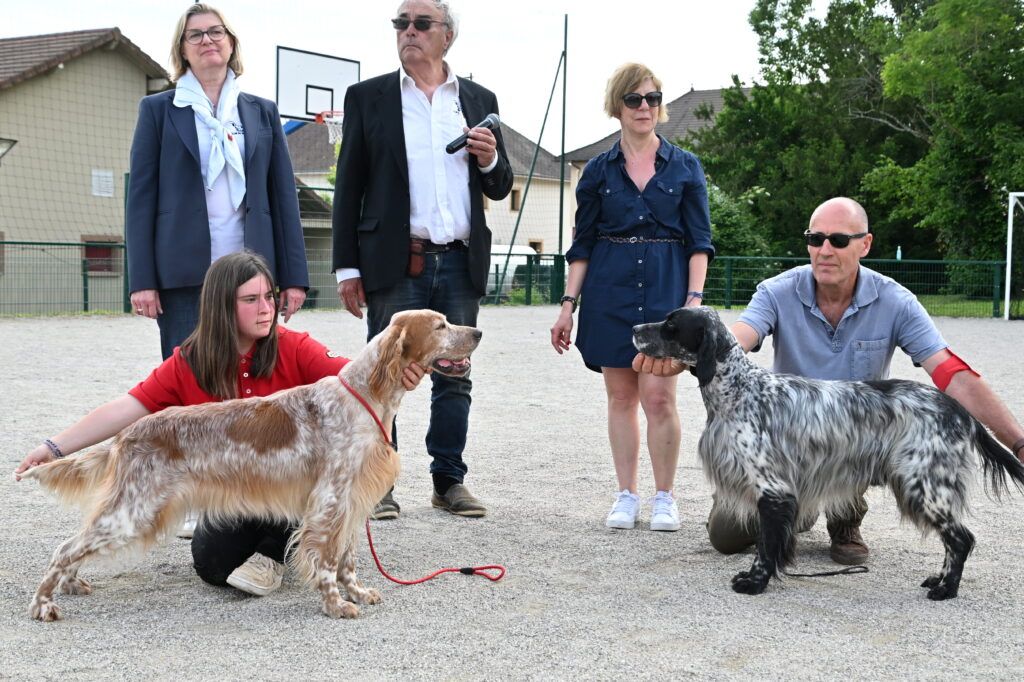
315, 110, 344, 144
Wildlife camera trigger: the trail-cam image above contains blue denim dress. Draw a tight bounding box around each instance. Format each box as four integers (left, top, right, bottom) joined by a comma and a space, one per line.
566, 136, 714, 371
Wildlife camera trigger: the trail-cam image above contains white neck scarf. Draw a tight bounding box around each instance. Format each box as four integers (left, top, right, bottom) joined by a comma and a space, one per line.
173, 69, 246, 210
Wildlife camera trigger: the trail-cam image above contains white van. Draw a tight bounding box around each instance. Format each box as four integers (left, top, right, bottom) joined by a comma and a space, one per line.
487, 244, 538, 295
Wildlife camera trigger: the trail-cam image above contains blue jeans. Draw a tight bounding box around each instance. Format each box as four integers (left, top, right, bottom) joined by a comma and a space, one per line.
366, 250, 480, 483
157, 286, 202, 360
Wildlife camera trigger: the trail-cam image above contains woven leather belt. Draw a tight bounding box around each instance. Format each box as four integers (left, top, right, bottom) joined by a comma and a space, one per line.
598, 234, 682, 244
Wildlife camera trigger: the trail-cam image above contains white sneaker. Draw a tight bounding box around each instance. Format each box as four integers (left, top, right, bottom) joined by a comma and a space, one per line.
650, 491, 680, 532
606, 489, 640, 529
226, 553, 286, 596
176, 513, 198, 539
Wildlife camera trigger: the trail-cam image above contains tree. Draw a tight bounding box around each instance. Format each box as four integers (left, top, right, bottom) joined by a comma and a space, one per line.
689, 0, 934, 257
704, 183, 773, 257
864, 0, 1024, 263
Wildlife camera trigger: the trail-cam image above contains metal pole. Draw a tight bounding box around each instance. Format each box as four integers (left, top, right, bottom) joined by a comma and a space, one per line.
123, 172, 131, 313
492, 50, 566, 304
1005, 192, 1023, 320
558, 14, 567, 255
82, 258, 90, 312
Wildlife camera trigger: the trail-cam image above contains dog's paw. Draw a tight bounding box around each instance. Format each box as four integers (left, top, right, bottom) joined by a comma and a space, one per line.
920, 574, 942, 589
731, 572, 768, 595
342, 585, 382, 605
356, 587, 381, 605
29, 599, 62, 622
322, 596, 360, 619
926, 583, 959, 601
59, 576, 92, 596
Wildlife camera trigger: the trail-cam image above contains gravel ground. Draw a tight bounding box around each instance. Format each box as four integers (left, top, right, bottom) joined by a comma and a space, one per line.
2, 306, 1024, 680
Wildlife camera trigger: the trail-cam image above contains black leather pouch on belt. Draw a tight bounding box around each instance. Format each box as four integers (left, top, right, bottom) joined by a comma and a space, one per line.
407, 239, 425, 278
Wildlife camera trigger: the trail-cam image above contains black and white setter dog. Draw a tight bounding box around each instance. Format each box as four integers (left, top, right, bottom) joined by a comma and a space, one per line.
633, 306, 1024, 600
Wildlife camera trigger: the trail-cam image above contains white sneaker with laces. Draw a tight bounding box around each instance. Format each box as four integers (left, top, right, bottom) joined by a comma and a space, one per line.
226, 552, 286, 596
606, 489, 640, 529
176, 513, 198, 539
650, 491, 680, 532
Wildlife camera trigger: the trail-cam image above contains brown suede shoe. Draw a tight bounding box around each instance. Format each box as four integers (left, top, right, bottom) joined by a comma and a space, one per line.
431, 484, 487, 517
828, 521, 869, 565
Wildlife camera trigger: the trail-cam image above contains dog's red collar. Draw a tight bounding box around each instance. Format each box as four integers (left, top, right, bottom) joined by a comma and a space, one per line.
339, 377, 391, 445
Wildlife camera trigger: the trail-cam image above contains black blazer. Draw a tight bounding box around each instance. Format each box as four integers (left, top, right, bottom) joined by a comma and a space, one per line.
126, 89, 308, 293
330, 71, 513, 295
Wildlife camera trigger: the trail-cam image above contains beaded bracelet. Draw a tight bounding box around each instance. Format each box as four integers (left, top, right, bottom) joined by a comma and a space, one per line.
687, 291, 704, 299
1012, 437, 1024, 458
43, 438, 65, 459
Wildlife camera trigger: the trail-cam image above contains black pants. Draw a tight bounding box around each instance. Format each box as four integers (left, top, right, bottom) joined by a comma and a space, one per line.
191, 517, 293, 586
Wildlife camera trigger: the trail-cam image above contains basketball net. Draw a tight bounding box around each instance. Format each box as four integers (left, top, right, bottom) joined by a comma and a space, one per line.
315, 110, 344, 144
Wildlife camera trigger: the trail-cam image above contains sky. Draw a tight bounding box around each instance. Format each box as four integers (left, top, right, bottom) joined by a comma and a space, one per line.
2, 0, 788, 152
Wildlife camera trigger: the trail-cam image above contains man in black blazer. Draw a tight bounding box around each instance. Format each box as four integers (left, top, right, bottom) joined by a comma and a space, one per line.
332, 0, 512, 518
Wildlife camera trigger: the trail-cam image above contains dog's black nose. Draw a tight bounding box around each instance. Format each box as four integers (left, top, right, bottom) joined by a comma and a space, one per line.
473, 329, 482, 340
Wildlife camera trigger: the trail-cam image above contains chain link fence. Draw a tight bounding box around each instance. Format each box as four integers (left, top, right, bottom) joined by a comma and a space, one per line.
0, 241, 1008, 318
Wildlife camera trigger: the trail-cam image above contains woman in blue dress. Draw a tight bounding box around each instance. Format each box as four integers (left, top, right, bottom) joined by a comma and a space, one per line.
551, 63, 714, 532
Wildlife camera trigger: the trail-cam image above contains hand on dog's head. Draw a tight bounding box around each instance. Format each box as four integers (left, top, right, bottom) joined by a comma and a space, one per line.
632, 306, 731, 387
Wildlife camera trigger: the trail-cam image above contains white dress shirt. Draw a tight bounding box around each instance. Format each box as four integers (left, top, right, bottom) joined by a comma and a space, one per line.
335, 63, 497, 283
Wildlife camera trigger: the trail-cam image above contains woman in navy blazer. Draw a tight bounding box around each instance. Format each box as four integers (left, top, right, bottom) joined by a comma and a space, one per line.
127, 2, 308, 362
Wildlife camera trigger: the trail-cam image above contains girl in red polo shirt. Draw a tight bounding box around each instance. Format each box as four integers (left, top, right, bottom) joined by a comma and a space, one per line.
15, 251, 424, 597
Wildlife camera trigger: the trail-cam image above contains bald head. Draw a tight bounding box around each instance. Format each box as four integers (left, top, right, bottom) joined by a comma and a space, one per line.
809, 197, 869, 233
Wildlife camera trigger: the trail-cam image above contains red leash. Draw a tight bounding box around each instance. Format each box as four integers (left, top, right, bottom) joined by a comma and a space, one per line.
338, 376, 507, 585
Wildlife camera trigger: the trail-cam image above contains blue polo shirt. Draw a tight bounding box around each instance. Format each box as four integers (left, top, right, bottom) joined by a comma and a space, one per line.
738, 265, 947, 381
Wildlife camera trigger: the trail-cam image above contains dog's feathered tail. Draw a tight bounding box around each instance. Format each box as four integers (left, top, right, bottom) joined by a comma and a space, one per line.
974, 421, 1024, 498
20, 446, 113, 507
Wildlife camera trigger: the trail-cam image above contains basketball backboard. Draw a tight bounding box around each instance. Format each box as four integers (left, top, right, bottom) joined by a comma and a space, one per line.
275, 46, 360, 122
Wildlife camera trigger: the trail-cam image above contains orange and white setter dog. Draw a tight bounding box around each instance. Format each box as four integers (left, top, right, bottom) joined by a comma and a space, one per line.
23, 309, 481, 621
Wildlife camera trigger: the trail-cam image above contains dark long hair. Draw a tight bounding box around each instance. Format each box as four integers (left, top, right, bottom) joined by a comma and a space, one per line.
180, 251, 279, 399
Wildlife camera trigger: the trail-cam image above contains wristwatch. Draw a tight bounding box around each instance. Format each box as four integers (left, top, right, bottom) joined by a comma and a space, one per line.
560, 295, 578, 313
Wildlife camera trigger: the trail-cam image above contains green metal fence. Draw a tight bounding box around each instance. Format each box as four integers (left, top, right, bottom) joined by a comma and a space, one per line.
707, 256, 1006, 319
0, 241, 1007, 319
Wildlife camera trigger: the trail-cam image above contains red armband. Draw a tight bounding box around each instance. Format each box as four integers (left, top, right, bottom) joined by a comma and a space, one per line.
931, 351, 979, 392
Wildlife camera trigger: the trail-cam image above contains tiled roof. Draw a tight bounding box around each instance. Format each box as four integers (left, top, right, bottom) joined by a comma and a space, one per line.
284, 118, 569, 181
499, 122, 569, 181
286, 121, 338, 174
565, 87, 745, 163
0, 28, 167, 91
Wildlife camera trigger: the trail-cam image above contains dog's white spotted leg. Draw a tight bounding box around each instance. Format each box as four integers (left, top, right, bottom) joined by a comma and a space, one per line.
58, 573, 92, 596
337, 538, 381, 606
317, 560, 359, 619
31, 534, 97, 621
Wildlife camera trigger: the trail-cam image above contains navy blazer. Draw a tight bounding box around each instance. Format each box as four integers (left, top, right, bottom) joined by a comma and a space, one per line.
126, 89, 308, 293
330, 71, 513, 295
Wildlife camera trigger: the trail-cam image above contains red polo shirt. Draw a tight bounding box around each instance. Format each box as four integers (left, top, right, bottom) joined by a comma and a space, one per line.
128, 327, 349, 412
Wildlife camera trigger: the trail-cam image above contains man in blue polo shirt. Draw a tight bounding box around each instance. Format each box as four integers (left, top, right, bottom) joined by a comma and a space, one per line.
711, 197, 1024, 563
638, 197, 1024, 564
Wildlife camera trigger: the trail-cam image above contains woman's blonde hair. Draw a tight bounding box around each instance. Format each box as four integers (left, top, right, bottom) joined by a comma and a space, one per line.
168, 3, 243, 82
603, 63, 669, 123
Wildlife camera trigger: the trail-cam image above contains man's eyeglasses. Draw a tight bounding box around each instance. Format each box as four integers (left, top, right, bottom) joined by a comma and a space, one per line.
622, 91, 663, 109
804, 231, 869, 248
184, 25, 228, 45
391, 17, 446, 31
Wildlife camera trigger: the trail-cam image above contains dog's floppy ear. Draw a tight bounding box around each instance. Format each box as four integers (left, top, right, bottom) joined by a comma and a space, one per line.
368, 325, 406, 402
693, 318, 720, 387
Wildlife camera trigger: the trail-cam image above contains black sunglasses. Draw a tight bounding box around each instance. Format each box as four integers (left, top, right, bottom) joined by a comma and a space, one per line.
804, 231, 869, 248
391, 17, 446, 31
622, 91, 663, 109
